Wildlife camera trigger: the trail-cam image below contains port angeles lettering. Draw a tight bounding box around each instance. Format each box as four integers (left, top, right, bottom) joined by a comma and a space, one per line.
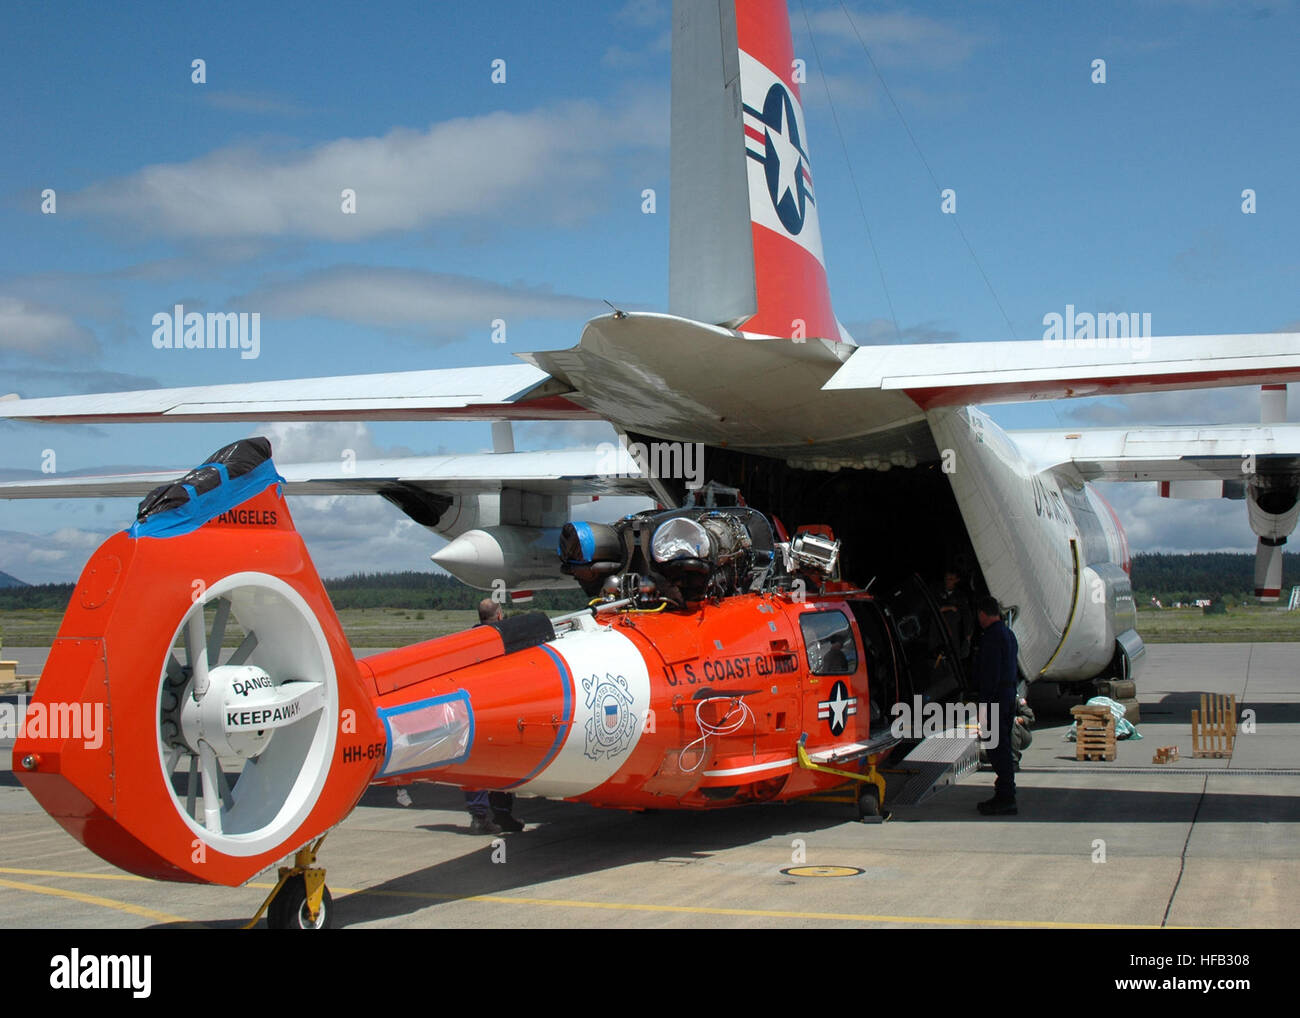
215, 508, 278, 526
151, 303, 260, 360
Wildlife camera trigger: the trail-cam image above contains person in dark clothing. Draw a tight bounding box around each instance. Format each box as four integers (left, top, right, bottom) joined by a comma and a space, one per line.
821, 631, 849, 673
971, 595, 1019, 815
937, 570, 974, 661
465, 598, 525, 834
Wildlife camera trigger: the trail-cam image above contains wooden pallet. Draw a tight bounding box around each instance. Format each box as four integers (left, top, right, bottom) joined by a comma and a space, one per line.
1072, 705, 1116, 761
1192, 693, 1236, 758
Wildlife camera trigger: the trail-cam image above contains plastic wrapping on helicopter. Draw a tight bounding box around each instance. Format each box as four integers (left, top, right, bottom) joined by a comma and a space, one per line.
130, 437, 285, 539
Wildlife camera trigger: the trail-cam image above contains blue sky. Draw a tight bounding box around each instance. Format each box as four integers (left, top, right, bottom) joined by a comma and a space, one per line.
2, 0, 1298, 582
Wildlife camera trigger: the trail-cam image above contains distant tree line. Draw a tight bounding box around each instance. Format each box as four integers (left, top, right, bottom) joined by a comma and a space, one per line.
0, 583, 74, 610
4, 553, 1298, 614
0, 571, 589, 613
322, 571, 588, 611
1131, 552, 1300, 605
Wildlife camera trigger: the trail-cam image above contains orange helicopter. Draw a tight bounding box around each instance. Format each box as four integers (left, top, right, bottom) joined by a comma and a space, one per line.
12, 438, 970, 927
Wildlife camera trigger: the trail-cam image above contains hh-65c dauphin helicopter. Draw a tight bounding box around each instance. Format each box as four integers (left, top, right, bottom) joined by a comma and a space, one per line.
13, 437, 968, 927
8, 0, 1300, 926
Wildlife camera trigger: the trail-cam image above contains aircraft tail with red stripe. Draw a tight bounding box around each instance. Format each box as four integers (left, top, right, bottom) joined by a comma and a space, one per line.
670, 0, 844, 343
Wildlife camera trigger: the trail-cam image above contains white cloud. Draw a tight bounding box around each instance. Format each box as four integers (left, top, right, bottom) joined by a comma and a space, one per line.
70, 100, 666, 240
805, 8, 983, 70
1062, 385, 1296, 427
285, 493, 434, 577
0, 526, 113, 584
249, 421, 417, 464
1096, 482, 1255, 553
0, 297, 99, 359
242, 266, 602, 338
509, 420, 619, 451
0, 366, 159, 399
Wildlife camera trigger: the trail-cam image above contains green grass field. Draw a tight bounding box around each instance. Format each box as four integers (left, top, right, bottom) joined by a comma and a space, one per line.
1131, 605, 1300, 642
0, 606, 482, 651
4, 603, 1300, 651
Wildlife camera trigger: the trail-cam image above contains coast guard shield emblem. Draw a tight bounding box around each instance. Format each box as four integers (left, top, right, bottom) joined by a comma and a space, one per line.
582, 672, 637, 761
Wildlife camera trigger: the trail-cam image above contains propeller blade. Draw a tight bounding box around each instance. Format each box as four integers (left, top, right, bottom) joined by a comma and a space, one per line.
207, 597, 231, 665
1254, 536, 1284, 600
228, 630, 259, 667
188, 612, 210, 700
185, 754, 199, 820
199, 742, 223, 834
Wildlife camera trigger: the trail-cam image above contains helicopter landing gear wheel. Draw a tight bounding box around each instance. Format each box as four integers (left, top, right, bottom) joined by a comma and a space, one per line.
268, 875, 333, 930
857, 783, 881, 821
243, 836, 333, 930
857, 755, 888, 824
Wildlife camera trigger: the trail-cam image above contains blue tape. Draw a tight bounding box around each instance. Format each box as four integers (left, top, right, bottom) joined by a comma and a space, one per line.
127, 458, 286, 539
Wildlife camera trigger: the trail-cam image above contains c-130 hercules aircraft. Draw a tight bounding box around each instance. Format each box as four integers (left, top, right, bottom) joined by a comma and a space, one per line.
6, 0, 1300, 926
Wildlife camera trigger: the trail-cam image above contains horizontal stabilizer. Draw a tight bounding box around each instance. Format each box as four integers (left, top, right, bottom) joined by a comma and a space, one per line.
0, 448, 652, 500
825, 333, 1300, 408
1008, 422, 1300, 483
0, 364, 591, 424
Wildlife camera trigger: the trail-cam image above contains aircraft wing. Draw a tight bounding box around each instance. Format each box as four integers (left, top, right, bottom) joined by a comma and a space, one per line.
0, 449, 653, 501
824, 333, 1300, 409
0, 364, 594, 424
1009, 423, 1300, 487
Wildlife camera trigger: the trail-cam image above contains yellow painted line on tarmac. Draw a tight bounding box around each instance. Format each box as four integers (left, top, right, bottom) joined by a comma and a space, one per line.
0, 877, 193, 925
0, 867, 1197, 929
331, 885, 1187, 929
0, 866, 149, 882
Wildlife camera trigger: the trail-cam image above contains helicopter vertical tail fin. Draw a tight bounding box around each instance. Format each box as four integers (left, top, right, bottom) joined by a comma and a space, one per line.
11, 439, 385, 886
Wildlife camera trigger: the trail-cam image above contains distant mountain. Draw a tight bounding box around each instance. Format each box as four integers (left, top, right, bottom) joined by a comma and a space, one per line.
0, 571, 29, 589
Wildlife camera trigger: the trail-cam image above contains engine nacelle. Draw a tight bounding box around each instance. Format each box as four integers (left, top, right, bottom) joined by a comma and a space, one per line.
431, 525, 574, 590
1247, 482, 1300, 600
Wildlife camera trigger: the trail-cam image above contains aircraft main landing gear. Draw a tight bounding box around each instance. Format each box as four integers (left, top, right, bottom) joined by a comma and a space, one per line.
245, 836, 333, 929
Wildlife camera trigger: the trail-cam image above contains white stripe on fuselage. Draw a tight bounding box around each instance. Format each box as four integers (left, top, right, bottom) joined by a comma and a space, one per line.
512, 626, 651, 799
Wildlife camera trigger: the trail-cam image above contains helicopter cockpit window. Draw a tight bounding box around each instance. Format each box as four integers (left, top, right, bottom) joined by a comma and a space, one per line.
800, 610, 858, 676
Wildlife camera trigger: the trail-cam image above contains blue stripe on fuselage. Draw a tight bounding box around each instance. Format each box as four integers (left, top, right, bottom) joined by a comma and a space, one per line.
502, 642, 573, 789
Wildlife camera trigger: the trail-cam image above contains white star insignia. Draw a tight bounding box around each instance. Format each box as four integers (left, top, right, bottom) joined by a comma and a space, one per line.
767, 114, 804, 211
828, 687, 850, 729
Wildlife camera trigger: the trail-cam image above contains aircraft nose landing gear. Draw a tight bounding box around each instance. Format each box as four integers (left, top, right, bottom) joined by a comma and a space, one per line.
245, 837, 334, 929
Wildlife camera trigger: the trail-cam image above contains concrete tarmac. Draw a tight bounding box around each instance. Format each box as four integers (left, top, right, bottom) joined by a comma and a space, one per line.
1, 643, 1297, 929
